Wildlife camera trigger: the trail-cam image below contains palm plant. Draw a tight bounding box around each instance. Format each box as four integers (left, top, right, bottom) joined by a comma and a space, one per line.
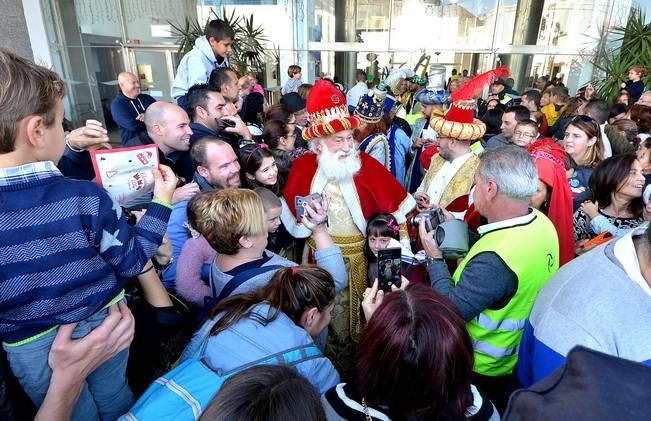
591, 8, 651, 100
231, 13, 269, 73
168, 8, 270, 76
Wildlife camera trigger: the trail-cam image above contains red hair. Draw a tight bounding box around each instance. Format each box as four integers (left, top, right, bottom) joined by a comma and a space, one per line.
357, 284, 474, 420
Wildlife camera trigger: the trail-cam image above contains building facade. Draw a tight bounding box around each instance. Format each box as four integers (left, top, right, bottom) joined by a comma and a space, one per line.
2, 0, 649, 137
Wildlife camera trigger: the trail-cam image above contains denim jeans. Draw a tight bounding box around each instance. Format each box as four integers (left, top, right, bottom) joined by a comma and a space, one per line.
3, 305, 134, 421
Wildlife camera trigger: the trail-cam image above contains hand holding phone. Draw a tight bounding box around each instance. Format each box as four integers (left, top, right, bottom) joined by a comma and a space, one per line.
295, 193, 323, 222
377, 248, 402, 292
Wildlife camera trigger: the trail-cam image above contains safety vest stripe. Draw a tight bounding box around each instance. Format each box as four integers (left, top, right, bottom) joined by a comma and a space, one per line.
475, 313, 526, 332
473, 340, 517, 359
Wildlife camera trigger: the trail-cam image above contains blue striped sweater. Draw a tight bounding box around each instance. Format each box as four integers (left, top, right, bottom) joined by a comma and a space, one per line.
0, 162, 171, 344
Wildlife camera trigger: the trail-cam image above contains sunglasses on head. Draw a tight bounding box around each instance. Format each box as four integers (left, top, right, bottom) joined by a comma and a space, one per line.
571, 115, 597, 125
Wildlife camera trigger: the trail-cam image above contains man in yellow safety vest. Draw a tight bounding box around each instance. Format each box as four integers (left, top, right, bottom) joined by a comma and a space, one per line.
419, 145, 559, 413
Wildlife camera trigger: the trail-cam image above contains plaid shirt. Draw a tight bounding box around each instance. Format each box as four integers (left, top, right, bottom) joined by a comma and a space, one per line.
0, 161, 61, 187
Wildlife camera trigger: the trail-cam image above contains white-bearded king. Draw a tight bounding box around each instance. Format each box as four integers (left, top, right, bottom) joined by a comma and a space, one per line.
281, 80, 415, 375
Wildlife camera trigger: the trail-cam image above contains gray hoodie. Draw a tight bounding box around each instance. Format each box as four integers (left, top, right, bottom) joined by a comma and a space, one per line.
171, 36, 229, 98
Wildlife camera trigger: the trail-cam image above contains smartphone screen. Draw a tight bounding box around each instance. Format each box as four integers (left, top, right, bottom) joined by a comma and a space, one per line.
377, 247, 402, 292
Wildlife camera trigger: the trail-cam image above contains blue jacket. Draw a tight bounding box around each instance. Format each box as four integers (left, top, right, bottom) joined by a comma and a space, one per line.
110, 92, 156, 144
181, 302, 340, 394
189, 122, 218, 147
58, 147, 95, 180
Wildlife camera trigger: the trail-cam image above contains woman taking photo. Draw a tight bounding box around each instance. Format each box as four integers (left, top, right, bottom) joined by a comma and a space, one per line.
574, 154, 646, 249
182, 265, 340, 394
192, 189, 347, 302
563, 115, 605, 210
322, 283, 498, 421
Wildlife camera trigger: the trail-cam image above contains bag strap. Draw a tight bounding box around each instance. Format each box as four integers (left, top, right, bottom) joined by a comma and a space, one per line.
216, 343, 323, 377
215, 264, 284, 302
189, 318, 219, 360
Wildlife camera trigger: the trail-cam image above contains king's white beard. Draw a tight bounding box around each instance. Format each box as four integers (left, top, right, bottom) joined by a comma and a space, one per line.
317, 146, 361, 181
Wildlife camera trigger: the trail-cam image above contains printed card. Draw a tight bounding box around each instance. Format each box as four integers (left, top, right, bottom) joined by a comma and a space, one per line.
91, 145, 159, 205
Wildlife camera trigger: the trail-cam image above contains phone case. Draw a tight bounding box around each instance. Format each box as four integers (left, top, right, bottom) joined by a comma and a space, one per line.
377, 247, 402, 291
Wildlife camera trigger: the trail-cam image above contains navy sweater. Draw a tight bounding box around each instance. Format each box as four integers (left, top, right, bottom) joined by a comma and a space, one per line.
110, 92, 156, 144
0, 163, 171, 344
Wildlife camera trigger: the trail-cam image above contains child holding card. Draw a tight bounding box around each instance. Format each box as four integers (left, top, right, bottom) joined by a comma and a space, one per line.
0, 49, 177, 420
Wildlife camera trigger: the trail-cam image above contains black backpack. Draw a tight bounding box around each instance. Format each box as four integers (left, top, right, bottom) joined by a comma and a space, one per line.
504, 346, 651, 421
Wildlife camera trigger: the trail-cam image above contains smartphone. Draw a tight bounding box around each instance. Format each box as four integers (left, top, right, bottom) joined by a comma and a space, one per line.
581, 231, 614, 251
295, 193, 323, 221
377, 247, 402, 292
216, 118, 236, 133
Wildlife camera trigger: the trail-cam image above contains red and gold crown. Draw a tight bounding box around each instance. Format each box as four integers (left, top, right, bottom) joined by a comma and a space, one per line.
302, 80, 360, 141
430, 66, 510, 141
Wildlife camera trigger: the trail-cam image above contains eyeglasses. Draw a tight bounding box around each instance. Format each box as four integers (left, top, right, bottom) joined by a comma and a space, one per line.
514, 131, 536, 139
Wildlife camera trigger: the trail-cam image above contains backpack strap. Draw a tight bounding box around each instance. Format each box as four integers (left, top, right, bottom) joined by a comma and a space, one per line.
188, 318, 219, 360
214, 264, 285, 302
210, 343, 323, 378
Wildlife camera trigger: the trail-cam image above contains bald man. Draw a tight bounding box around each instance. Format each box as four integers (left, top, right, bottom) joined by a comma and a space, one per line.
110, 71, 157, 144
124, 102, 198, 204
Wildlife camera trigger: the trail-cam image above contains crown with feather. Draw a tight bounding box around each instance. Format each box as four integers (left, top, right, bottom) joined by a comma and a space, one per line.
430, 66, 510, 141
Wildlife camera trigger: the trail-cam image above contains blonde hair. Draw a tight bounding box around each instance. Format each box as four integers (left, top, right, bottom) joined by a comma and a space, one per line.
193, 189, 267, 255
629, 65, 648, 78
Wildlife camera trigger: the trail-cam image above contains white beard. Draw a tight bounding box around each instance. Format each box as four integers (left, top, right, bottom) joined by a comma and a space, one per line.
317, 146, 361, 181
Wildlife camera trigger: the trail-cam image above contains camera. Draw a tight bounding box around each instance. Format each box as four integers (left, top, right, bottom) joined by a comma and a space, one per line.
435, 219, 470, 259
295, 193, 323, 221
409, 208, 443, 233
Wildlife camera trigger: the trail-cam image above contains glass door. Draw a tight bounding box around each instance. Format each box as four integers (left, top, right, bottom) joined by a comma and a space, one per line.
125, 48, 181, 103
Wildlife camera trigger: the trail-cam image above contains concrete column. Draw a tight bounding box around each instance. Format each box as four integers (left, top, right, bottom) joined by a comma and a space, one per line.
334, 0, 357, 87
1, 0, 33, 60
508, 0, 545, 91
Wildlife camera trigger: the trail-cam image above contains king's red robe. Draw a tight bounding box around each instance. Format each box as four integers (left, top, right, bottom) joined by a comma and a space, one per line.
281, 151, 416, 238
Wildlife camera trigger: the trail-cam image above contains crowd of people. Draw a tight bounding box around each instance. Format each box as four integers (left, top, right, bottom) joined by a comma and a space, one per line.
1, 16, 651, 421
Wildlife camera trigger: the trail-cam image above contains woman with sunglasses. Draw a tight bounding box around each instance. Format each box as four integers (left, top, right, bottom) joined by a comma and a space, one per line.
563, 115, 605, 210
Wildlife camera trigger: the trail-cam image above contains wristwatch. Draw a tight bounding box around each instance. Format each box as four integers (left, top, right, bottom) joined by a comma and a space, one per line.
426, 256, 444, 265
151, 255, 173, 271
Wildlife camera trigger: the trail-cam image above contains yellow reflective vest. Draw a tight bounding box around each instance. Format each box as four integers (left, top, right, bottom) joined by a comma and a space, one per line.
452, 209, 559, 376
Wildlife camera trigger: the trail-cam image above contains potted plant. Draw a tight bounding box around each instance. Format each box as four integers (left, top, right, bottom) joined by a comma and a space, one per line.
591, 8, 651, 100
169, 8, 270, 77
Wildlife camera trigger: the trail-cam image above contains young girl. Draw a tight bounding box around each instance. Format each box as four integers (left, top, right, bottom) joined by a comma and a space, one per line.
364, 213, 422, 286
239, 143, 282, 194
176, 194, 217, 307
